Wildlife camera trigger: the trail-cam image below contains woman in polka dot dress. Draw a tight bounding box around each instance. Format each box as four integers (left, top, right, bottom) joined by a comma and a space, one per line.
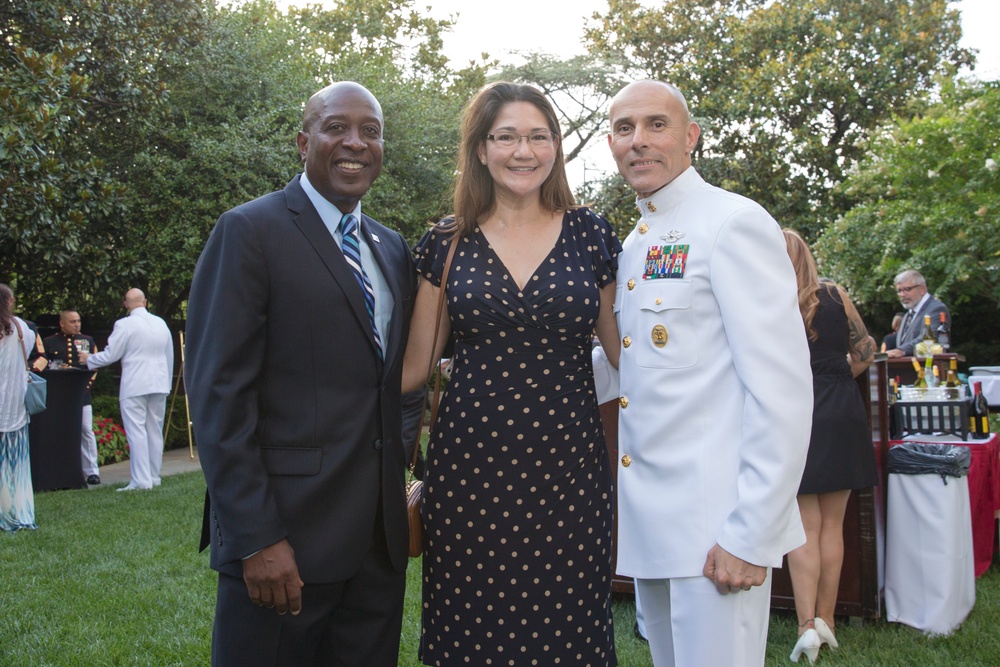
402, 82, 622, 666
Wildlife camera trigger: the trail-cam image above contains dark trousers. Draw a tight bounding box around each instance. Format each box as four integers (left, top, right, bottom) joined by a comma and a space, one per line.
211, 524, 406, 667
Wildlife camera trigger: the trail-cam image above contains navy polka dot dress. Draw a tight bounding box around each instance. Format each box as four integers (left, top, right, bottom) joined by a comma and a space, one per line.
414, 208, 620, 667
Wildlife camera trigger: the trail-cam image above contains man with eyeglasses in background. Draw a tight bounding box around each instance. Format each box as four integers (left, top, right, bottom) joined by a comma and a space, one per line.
885, 269, 951, 358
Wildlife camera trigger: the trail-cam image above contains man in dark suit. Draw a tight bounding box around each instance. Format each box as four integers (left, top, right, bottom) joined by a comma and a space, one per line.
185, 81, 417, 667
886, 269, 951, 357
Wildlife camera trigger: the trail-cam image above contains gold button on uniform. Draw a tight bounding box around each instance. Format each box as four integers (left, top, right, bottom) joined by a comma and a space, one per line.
623, 336, 631, 348
655, 297, 662, 305
648, 203, 657, 212
627, 279, 636, 290
619, 396, 629, 408
638, 223, 649, 234
621, 454, 631, 467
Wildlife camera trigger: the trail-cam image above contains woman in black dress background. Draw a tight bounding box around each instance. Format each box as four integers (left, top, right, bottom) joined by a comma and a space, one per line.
402, 82, 621, 666
783, 230, 877, 663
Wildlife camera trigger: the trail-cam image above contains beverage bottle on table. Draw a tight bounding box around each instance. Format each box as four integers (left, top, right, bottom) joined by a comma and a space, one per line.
945, 360, 961, 389
888, 377, 900, 439
970, 381, 991, 439
914, 314, 936, 357
935, 311, 950, 352
911, 358, 926, 388
924, 356, 939, 388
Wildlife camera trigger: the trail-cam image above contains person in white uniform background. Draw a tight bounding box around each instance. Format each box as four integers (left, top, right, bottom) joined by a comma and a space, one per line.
596, 80, 813, 667
83, 289, 173, 491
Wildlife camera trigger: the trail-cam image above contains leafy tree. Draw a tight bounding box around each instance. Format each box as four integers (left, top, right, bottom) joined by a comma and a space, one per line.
0, 0, 203, 320
3, 0, 485, 322
585, 0, 972, 237
815, 80, 1000, 327
124, 0, 319, 320
575, 171, 638, 240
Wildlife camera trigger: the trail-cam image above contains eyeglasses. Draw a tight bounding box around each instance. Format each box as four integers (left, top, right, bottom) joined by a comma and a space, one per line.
895, 284, 921, 294
486, 131, 557, 148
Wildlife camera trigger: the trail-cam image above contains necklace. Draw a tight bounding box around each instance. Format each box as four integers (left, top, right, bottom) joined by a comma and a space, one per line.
495, 216, 537, 230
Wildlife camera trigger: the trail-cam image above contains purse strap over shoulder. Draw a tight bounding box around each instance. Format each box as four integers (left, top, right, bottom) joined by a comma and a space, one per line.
13, 318, 31, 372
409, 235, 460, 474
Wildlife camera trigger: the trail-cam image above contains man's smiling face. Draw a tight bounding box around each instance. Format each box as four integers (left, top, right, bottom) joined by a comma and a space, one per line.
296, 82, 384, 213
608, 81, 700, 198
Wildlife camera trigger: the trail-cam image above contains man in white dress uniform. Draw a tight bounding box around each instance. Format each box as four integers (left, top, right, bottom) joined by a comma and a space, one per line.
597, 80, 814, 666
84, 289, 173, 491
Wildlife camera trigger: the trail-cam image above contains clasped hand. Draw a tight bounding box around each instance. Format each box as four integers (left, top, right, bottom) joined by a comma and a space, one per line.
703, 543, 767, 594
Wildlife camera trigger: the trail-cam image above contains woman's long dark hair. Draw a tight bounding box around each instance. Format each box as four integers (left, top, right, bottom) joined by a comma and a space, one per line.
0, 283, 14, 338
446, 81, 575, 237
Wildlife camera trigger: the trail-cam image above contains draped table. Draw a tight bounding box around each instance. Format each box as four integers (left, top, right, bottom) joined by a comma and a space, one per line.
889, 433, 1000, 577
27, 368, 90, 491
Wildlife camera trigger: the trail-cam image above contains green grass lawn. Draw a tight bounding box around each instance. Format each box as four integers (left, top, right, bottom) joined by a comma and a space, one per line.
2, 471, 999, 666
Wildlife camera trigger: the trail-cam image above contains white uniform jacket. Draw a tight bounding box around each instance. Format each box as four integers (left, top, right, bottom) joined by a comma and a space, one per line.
605, 167, 813, 580
87, 307, 173, 398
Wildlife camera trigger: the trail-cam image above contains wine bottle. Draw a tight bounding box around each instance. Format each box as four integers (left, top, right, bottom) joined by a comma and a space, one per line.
969, 381, 991, 439
935, 311, 950, 352
914, 314, 936, 357
924, 356, 939, 388
945, 359, 961, 389
912, 358, 926, 388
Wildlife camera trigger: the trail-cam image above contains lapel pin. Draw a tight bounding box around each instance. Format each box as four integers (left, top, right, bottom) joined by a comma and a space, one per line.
371, 233, 380, 243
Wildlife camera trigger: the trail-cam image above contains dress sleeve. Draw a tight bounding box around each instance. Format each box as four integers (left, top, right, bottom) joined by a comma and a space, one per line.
413, 221, 455, 287
579, 207, 622, 288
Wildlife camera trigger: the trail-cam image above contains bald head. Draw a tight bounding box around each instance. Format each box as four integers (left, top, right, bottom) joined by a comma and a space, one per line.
59, 310, 82, 335
124, 288, 147, 311
610, 80, 692, 126
302, 81, 383, 133
608, 80, 700, 197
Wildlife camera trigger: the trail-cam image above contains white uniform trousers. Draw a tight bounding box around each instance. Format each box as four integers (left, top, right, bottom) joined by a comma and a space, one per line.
637, 572, 772, 667
80, 405, 99, 476
635, 578, 648, 639
119, 394, 167, 489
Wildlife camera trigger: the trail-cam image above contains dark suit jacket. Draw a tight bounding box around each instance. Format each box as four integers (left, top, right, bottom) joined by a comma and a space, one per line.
186, 175, 416, 581
896, 296, 950, 356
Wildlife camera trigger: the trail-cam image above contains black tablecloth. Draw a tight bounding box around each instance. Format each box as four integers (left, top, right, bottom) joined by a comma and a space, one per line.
28, 368, 90, 491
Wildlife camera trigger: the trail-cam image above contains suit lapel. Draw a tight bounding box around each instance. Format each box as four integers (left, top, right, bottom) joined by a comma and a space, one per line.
907, 300, 928, 339
359, 215, 403, 371
285, 179, 381, 358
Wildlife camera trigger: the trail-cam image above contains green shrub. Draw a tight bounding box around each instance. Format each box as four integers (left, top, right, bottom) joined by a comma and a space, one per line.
90, 395, 121, 423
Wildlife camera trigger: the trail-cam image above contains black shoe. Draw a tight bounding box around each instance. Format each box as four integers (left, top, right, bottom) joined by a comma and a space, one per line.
86, 474, 101, 485
633, 621, 648, 644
